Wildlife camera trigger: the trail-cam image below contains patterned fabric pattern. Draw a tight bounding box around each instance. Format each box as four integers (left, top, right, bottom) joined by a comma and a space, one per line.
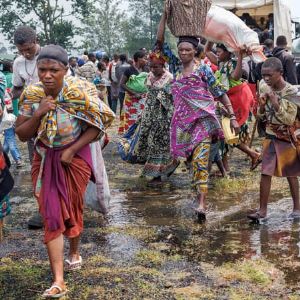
215, 59, 242, 89
0, 71, 6, 104
136, 71, 178, 177
0, 196, 11, 219
19, 76, 115, 147
170, 64, 225, 159
192, 140, 211, 194
118, 92, 146, 135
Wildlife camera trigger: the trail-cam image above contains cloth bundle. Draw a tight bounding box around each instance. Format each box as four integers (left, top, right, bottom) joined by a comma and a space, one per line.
165, 0, 212, 37
117, 121, 143, 164
203, 5, 265, 62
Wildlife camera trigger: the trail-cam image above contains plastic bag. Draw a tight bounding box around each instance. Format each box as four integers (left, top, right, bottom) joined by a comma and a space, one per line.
203, 5, 266, 62
126, 72, 148, 93
0, 106, 16, 131
117, 120, 143, 164
85, 141, 110, 214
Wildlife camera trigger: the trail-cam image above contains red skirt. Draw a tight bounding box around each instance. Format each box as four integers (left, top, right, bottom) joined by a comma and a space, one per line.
227, 82, 254, 126
32, 153, 91, 244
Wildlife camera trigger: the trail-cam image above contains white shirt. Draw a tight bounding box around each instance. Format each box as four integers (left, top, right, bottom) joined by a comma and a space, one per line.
12, 54, 39, 87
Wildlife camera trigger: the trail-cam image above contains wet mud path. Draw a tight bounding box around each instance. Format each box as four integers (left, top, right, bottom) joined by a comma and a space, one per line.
1, 124, 300, 299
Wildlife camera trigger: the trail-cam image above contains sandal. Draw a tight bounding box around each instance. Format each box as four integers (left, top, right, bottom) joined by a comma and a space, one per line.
194, 208, 206, 223
250, 155, 262, 171
42, 283, 67, 298
247, 211, 266, 222
65, 255, 82, 271
289, 210, 300, 219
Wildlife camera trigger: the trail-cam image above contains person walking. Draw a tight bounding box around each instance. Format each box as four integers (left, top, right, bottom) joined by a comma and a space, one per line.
157, 10, 239, 221
116, 54, 130, 116
76, 53, 97, 82
118, 50, 148, 135
2, 61, 23, 168
16, 45, 106, 298
11, 25, 43, 229
272, 35, 298, 85
108, 54, 120, 114
135, 52, 178, 185
248, 57, 300, 221
205, 42, 261, 172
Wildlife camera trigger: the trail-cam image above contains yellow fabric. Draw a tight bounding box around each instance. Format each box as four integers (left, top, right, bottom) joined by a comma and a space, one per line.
19, 76, 115, 147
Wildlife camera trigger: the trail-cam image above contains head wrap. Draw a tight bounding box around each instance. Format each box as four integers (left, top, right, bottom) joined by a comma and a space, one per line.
177, 36, 199, 48
37, 44, 68, 66
77, 58, 85, 67
149, 52, 166, 65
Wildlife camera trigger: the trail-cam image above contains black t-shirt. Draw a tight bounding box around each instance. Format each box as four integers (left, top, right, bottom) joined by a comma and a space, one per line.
124, 66, 139, 79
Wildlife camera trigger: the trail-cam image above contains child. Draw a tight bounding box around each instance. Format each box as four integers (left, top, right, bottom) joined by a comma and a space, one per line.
248, 57, 300, 221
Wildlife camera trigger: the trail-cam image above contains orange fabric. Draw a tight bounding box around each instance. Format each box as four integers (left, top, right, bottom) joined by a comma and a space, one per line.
32, 152, 91, 244
227, 82, 254, 126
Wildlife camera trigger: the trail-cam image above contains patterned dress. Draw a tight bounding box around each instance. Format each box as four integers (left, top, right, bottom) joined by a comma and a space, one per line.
19, 76, 114, 243
171, 63, 226, 194
136, 71, 178, 177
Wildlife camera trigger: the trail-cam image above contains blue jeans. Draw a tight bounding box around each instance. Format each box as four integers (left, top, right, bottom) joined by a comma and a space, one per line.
3, 127, 22, 162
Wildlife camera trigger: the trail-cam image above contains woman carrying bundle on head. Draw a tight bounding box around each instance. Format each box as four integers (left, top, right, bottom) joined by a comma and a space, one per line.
156, 10, 240, 222
205, 42, 261, 172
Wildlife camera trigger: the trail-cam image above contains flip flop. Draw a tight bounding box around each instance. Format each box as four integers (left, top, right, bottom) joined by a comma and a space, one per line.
65, 256, 82, 271
289, 211, 300, 219
250, 155, 262, 171
42, 283, 67, 298
194, 208, 206, 223
247, 211, 266, 222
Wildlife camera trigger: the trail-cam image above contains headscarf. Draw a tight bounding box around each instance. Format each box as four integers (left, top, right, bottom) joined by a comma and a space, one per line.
37, 44, 68, 66
177, 36, 199, 48
149, 52, 166, 65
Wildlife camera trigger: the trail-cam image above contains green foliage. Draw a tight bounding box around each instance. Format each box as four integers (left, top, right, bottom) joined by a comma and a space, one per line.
0, 0, 90, 50
124, 0, 164, 54
81, 0, 125, 55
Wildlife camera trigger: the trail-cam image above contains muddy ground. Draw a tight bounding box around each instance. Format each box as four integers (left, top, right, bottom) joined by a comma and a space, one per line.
1, 122, 300, 300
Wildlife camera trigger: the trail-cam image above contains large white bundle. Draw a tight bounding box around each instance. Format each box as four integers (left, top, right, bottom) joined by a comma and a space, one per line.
202, 5, 265, 62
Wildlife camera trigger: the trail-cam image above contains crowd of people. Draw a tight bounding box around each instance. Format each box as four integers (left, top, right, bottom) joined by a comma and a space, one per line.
1, 4, 300, 298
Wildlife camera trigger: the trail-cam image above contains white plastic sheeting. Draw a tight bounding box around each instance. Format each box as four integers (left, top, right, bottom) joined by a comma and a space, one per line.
212, 0, 292, 47
213, 0, 273, 9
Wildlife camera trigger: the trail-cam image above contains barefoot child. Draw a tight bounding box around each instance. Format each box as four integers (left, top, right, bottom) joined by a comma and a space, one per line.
248, 57, 300, 221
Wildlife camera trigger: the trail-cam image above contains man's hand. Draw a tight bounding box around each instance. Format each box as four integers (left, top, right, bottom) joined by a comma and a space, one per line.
34, 96, 56, 119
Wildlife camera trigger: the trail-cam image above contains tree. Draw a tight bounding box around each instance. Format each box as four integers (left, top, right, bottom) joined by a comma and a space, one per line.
123, 0, 164, 53
123, 0, 177, 55
81, 0, 125, 55
0, 0, 91, 50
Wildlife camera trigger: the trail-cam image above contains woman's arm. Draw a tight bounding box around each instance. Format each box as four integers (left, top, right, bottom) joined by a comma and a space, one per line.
204, 42, 218, 66
15, 96, 56, 142
156, 6, 167, 49
60, 126, 101, 165
230, 51, 243, 81
120, 74, 140, 96
218, 94, 240, 135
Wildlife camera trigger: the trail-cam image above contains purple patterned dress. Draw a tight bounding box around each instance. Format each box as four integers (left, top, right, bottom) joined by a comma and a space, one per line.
170, 64, 226, 158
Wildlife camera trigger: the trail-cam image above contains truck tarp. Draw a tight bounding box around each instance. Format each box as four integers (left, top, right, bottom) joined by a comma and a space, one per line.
212, 0, 292, 47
